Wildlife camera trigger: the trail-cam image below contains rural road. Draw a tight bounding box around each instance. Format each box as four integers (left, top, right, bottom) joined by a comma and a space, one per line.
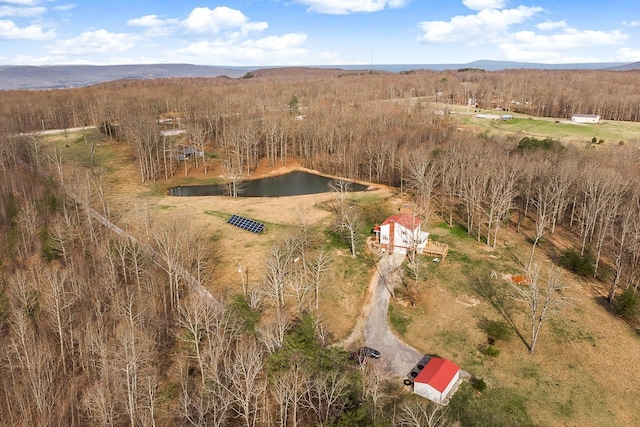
363, 253, 423, 377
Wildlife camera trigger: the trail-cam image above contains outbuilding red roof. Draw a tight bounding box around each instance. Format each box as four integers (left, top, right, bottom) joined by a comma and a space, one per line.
414, 357, 460, 392
380, 213, 421, 230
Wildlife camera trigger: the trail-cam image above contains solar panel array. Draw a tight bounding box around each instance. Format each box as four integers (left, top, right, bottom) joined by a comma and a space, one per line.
227, 214, 265, 234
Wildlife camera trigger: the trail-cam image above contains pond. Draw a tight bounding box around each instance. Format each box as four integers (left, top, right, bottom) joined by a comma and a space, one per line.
168, 170, 370, 197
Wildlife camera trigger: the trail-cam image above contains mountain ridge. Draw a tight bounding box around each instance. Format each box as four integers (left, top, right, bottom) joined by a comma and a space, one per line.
1, 60, 638, 90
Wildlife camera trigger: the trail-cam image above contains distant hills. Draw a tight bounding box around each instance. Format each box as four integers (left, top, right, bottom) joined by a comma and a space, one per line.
1, 60, 639, 91
0, 63, 254, 90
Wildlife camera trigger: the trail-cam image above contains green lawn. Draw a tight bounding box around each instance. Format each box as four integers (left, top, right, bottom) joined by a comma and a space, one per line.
449, 105, 640, 146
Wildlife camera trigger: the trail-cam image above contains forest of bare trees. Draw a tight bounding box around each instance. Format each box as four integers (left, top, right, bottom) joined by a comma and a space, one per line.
2, 67, 640, 425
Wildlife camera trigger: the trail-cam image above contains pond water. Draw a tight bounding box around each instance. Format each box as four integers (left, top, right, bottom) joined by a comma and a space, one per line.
168, 170, 369, 197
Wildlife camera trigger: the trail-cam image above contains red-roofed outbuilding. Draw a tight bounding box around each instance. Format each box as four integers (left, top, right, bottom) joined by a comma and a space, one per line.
413, 357, 460, 405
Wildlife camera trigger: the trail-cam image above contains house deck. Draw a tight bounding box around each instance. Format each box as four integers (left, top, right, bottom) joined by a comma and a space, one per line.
420, 241, 448, 259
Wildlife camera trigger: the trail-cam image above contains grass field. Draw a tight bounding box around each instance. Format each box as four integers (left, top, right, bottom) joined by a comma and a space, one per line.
444, 103, 640, 146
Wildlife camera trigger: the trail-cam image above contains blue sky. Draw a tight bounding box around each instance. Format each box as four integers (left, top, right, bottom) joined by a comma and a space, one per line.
1, 0, 639, 66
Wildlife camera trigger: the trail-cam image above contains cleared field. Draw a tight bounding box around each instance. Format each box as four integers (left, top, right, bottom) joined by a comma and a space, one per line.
446, 104, 640, 145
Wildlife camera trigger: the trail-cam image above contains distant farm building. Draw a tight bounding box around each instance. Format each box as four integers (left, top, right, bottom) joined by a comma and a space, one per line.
572, 114, 600, 123
408, 356, 462, 405
161, 129, 186, 137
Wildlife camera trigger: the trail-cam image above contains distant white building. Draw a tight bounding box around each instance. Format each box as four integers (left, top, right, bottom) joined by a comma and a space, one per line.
572, 114, 600, 123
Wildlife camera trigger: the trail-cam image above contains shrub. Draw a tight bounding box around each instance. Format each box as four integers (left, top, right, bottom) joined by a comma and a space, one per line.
559, 248, 595, 277
516, 136, 565, 152
471, 377, 487, 392
479, 318, 513, 343
613, 287, 639, 321
228, 294, 261, 335
479, 344, 501, 358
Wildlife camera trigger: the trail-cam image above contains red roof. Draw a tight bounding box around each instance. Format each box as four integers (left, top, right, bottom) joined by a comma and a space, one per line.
414, 358, 460, 392
380, 213, 421, 230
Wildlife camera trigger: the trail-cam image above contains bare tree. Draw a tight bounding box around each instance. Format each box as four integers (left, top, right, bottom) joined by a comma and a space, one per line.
40, 262, 76, 374
309, 249, 332, 311
396, 399, 449, 427
609, 190, 640, 302
527, 172, 554, 269
263, 235, 296, 309
506, 264, 571, 354
485, 161, 519, 248
360, 360, 392, 425
270, 355, 310, 427
405, 150, 439, 221
340, 206, 360, 258
225, 337, 266, 427
257, 309, 292, 353
178, 296, 217, 387
305, 371, 349, 426
331, 179, 360, 258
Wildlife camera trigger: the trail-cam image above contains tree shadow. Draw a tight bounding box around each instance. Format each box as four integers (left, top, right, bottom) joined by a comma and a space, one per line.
467, 271, 531, 352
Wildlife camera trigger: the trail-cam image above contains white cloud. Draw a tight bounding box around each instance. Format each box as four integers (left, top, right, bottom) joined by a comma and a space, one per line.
0, 6, 46, 17
615, 48, 640, 62
127, 14, 179, 37
294, 0, 408, 15
49, 29, 135, 55
417, 6, 542, 43
129, 7, 268, 39
537, 20, 567, 31
462, 0, 506, 11
236, 21, 269, 36
240, 32, 308, 50
182, 6, 266, 35
176, 32, 309, 65
128, 14, 165, 27
0, 19, 54, 39
1, 1, 41, 5
316, 50, 363, 65
52, 4, 76, 12
623, 20, 640, 27
500, 29, 628, 62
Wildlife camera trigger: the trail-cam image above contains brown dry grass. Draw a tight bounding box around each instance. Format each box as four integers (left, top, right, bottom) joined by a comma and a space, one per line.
393, 219, 640, 427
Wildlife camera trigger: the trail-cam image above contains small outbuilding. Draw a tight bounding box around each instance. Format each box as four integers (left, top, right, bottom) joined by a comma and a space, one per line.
413, 357, 460, 405
572, 114, 600, 123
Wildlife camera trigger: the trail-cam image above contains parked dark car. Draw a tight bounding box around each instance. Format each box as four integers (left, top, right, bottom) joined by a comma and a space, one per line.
358, 346, 381, 359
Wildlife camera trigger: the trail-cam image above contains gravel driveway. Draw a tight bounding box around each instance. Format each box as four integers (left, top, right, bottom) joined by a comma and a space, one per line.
363, 253, 423, 377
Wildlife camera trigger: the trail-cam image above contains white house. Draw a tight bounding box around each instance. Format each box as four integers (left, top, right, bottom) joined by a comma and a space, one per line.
572, 114, 600, 123
373, 213, 429, 255
413, 357, 460, 405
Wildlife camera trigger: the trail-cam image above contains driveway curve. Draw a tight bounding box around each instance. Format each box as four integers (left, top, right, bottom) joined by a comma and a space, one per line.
363, 253, 423, 376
